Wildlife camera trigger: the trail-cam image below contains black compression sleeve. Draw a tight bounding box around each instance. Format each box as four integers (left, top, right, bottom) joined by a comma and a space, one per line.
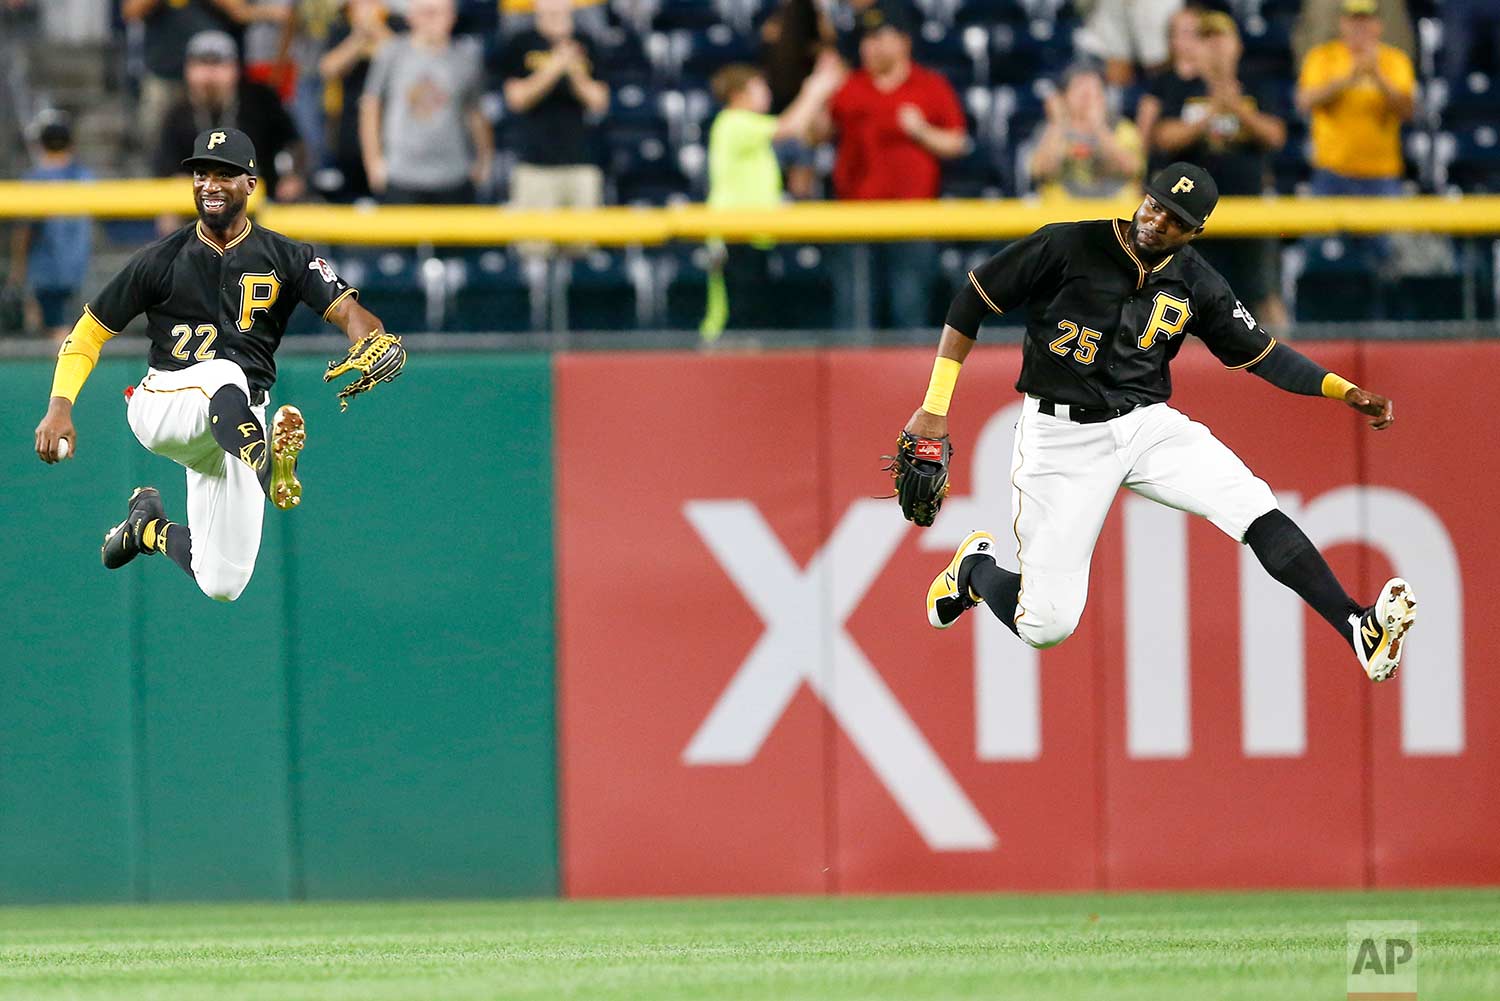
944, 282, 987, 339
1246, 341, 1329, 396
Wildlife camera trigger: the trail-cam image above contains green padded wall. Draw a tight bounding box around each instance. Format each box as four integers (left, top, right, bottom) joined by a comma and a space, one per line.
0, 353, 557, 902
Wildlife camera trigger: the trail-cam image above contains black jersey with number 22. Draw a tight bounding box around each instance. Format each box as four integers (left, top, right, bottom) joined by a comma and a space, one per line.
963, 219, 1273, 409
87, 221, 358, 395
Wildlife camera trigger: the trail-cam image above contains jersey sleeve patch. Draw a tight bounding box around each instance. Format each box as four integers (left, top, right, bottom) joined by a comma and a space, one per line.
309, 257, 341, 285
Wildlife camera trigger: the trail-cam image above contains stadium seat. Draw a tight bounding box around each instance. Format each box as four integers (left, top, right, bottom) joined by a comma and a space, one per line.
594, 25, 654, 88
337, 250, 429, 333
652, 0, 729, 32
951, 0, 1026, 29
1294, 239, 1381, 322
444, 250, 539, 332
1386, 274, 1469, 321
770, 245, 836, 329
564, 250, 648, 330
1448, 126, 1500, 192
675, 25, 755, 87
915, 20, 981, 90
611, 136, 693, 204
656, 244, 712, 330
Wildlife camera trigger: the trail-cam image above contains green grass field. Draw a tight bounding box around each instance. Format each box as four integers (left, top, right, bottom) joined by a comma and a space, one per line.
1, 889, 1497, 1001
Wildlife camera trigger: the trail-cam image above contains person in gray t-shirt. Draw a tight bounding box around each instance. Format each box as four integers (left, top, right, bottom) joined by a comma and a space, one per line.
359, 0, 492, 202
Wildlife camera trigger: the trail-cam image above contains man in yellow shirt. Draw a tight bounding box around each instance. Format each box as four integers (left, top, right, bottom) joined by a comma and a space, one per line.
1295, 0, 1415, 196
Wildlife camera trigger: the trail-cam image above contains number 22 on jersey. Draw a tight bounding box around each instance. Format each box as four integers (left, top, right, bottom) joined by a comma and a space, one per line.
169, 322, 217, 361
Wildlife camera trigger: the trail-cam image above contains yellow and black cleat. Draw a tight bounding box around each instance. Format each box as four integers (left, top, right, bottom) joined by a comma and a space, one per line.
927, 529, 996, 629
269, 405, 305, 511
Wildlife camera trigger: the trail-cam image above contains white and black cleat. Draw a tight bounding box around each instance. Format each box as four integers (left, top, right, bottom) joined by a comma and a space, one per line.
101, 486, 163, 570
1352, 577, 1417, 682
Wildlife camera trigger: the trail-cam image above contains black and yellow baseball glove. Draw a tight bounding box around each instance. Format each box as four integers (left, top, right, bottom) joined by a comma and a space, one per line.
324, 331, 406, 411
884, 430, 952, 527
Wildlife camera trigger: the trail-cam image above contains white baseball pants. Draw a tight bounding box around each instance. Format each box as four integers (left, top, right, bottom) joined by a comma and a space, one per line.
125, 360, 266, 602
1009, 394, 1277, 649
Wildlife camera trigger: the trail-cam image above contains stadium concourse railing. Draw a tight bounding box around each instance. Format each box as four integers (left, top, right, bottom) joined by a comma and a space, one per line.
1, 180, 1498, 347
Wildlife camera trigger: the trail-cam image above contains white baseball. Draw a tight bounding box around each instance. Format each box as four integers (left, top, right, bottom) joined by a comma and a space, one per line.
56, 438, 71, 460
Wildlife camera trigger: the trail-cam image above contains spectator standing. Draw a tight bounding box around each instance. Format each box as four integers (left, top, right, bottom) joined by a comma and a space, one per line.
759, 0, 837, 198
154, 31, 307, 204
1027, 62, 1144, 199
1075, 0, 1185, 86
361, 0, 492, 203
1154, 12, 1288, 326
1136, 5, 1206, 176
271, 0, 348, 172
826, 0, 967, 330
239, 0, 296, 89
121, 0, 237, 143
700, 53, 845, 337
1293, 0, 1414, 64
320, 0, 394, 198
499, 0, 609, 218
6, 116, 93, 341
1296, 0, 1415, 197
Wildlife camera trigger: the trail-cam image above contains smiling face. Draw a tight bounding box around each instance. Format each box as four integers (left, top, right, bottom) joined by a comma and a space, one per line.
193, 167, 256, 230
1129, 194, 1202, 257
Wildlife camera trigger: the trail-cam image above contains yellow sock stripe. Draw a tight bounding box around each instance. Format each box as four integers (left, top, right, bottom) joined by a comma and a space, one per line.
1322, 372, 1358, 400
921, 356, 962, 417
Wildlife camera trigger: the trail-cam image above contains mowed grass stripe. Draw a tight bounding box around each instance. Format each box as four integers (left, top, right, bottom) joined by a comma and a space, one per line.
0, 889, 1495, 1001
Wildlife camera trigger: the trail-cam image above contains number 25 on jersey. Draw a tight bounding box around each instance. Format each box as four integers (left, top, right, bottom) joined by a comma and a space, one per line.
1050, 320, 1101, 364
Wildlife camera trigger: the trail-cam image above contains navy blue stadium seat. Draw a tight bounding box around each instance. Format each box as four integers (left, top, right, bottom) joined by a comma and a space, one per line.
611, 135, 692, 204
1295, 239, 1381, 322
771, 245, 836, 329
677, 26, 756, 86
652, 0, 725, 31
1448, 126, 1500, 192
444, 250, 536, 332
951, 0, 1026, 29
336, 250, 428, 332
657, 245, 712, 330
595, 26, 654, 88
943, 145, 1004, 197
1386, 274, 1469, 321
565, 250, 645, 330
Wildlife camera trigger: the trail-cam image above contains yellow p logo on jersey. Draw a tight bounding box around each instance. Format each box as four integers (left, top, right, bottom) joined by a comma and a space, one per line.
1138, 291, 1193, 350
208, 131, 228, 149
1172, 176, 1195, 194
238, 272, 281, 331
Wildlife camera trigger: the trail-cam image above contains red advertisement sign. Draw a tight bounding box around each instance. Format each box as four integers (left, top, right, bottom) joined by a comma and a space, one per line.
556, 343, 1499, 896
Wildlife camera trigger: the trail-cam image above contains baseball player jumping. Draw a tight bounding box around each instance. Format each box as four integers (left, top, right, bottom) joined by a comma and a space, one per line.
32, 128, 405, 601
892, 162, 1416, 682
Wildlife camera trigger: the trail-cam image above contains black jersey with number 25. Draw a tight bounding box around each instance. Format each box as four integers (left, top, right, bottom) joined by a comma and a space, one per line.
87, 221, 358, 395
964, 219, 1273, 409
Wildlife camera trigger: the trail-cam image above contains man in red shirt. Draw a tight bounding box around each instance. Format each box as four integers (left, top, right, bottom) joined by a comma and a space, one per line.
827, 0, 968, 329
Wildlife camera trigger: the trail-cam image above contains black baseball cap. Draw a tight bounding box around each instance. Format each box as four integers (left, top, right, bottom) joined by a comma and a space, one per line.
1144, 162, 1219, 229
858, 0, 917, 38
182, 127, 258, 176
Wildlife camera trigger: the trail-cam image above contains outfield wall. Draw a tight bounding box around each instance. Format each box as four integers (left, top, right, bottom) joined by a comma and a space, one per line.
1, 341, 1496, 902
0, 356, 557, 903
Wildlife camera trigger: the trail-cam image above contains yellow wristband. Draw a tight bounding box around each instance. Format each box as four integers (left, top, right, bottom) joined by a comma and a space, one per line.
921, 357, 962, 417
1322, 373, 1357, 400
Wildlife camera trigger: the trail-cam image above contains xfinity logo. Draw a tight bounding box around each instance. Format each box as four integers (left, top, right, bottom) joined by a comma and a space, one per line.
683, 403, 1464, 851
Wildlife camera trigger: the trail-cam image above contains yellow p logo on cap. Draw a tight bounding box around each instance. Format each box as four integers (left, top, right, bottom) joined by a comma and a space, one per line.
1172, 176, 1195, 194
208, 131, 227, 149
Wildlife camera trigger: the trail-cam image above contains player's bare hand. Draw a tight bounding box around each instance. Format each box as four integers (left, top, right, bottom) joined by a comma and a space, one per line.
1345, 387, 1394, 430
905, 407, 948, 441
34, 400, 76, 464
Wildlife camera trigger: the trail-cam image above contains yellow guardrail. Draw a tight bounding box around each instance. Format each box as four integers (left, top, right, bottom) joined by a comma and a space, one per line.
2, 179, 1499, 242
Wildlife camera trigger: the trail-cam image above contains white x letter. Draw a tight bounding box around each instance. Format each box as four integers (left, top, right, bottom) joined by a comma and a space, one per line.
682, 499, 997, 851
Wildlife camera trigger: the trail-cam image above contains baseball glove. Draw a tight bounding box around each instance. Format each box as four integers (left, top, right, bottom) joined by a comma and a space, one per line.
324, 331, 406, 411
884, 430, 952, 527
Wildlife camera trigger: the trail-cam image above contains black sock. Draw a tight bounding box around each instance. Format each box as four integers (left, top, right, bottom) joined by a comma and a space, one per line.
961, 554, 1022, 637
209, 385, 271, 497
142, 518, 194, 580
1245, 509, 1362, 649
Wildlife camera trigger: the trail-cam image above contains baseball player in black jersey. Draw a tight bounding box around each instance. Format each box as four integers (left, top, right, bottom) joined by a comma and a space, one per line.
32, 128, 396, 602
903, 162, 1416, 682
